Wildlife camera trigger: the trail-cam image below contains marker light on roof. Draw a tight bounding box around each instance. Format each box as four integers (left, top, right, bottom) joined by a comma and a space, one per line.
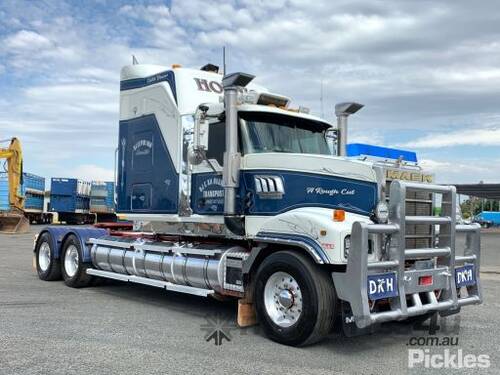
239, 91, 259, 104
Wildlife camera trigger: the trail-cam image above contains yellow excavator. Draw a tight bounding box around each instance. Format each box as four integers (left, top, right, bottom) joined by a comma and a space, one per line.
0, 138, 29, 233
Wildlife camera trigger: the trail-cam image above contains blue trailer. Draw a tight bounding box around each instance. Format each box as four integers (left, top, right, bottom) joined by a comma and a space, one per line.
23, 172, 51, 223
49, 178, 94, 224
90, 181, 116, 222
474, 211, 500, 227
1, 172, 51, 223
0, 173, 9, 211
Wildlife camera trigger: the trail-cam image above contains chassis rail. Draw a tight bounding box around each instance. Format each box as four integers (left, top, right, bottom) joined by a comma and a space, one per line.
333, 180, 482, 329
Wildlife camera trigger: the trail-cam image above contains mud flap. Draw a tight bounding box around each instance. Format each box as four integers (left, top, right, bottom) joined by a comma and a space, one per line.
341, 301, 378, 337
0, 213, 30, 234
439, 306, 461, 317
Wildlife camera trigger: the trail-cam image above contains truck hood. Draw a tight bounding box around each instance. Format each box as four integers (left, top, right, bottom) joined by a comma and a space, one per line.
241, 153, 377, 183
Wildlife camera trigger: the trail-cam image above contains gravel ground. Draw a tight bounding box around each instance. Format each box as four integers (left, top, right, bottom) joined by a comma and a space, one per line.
0, 226, 499, 375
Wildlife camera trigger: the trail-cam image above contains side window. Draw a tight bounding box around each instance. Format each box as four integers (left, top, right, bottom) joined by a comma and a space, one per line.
206, 121, 225, 166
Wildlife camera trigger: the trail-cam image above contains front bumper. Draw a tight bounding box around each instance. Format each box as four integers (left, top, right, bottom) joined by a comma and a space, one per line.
332, 180, 482, 329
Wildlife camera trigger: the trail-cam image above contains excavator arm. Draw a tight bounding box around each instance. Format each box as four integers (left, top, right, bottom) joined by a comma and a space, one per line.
0, 138, 24, 210
0, 138, 29, 233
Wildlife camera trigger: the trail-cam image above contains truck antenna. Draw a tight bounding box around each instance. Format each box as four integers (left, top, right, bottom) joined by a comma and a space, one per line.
320, 78, 324, 119
222, 46, 226, 76
132, 55, 139, 65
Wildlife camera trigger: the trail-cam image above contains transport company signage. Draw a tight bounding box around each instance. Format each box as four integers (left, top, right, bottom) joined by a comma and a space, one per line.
198, 177, 224, 198
133, 139, 153, 156
194, 78, 223, 93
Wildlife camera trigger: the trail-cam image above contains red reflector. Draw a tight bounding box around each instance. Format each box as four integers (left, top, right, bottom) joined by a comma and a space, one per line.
419, 275, 433, 286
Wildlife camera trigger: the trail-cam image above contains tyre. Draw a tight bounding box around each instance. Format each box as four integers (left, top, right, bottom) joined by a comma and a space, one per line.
254, 250, 336, 346
61, 234, 94, 288
35, 232, 62, 281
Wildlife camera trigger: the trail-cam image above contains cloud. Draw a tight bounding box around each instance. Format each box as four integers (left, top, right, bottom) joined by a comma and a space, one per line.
0, 0, 500, 184
420, 158, 499, 184
72, 164, 114, 181
349, 130, 385, 146
4, 30, 52, 50
401, 127, 500, 148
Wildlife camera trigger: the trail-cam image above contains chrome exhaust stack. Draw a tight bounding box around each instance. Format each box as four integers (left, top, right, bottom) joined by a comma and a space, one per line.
334, 102, 364, 156
221, 72, 254, 234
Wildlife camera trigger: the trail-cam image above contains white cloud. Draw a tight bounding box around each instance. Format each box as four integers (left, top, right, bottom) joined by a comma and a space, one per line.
1, 0, 500, 184
72, 164, 114, 181
4, 30, 52, 50
402, 127, 500, 148
420, 158, 499, 184
349, 130, 385, 145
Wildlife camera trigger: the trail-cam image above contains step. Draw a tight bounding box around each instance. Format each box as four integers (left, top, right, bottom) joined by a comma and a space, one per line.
86, 268, 214, 297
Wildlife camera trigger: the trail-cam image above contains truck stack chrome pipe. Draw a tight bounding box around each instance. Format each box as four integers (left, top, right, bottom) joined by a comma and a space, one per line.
334, 102, 364, 156
221, 72, 255, 216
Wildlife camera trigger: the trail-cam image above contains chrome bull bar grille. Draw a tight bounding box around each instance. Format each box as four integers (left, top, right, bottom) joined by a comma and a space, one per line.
385, 180, 434, 249
333, 180, 482, 329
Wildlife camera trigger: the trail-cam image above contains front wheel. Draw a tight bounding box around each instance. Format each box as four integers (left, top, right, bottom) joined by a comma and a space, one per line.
254, 250, 336, 346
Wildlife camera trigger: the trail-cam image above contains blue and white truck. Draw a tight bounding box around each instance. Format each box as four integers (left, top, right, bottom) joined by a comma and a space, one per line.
34, 63, 482, 346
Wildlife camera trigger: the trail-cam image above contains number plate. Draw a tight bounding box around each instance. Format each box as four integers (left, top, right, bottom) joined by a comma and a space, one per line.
455, 264, 475, 288
367, 272, 398, 300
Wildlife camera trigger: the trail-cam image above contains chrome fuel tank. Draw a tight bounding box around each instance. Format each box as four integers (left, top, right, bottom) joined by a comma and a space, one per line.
90, 239, 245, 293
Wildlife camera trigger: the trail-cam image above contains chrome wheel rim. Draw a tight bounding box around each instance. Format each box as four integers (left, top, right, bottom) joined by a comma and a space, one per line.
38, 242, 51, 272
264, 271, 303, 328
64, 245, 79, 277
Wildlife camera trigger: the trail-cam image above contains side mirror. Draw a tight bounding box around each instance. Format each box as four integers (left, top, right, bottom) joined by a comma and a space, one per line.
189, 106, 211, 165
198, 119, 209, 150
325, 128, 337, 156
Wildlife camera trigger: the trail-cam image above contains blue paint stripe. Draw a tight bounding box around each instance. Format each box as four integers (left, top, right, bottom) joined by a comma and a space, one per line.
242, 169, 377, 216
256, 231, 329, 263
120, 70, 177, 102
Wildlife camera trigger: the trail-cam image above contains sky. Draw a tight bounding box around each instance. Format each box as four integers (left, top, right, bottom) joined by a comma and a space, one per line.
0, 0, 499, 184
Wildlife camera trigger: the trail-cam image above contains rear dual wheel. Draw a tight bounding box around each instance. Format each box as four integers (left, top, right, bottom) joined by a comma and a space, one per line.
254, 250, 337, 346
61, 234, 94, 288
36, 232, 61, 281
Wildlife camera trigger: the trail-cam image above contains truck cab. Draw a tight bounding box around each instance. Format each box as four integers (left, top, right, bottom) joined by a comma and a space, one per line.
34, 63, 482, 347
116, 65, 380, 262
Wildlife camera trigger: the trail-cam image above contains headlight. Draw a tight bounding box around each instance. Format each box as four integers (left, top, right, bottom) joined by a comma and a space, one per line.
344, 235, 351, 259
375, 201, 389, 223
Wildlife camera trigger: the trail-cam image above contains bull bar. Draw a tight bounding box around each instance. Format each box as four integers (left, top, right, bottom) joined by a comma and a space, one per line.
332, 180, 482, 329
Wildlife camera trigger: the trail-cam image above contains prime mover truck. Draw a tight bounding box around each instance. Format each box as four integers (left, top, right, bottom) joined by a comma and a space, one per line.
33, 63, 482, 346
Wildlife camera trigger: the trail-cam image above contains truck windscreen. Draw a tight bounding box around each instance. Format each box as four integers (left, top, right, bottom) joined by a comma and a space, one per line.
240, 112, 331, 155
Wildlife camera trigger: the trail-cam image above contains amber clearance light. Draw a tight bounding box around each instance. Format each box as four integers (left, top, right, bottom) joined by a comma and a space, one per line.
333, 209, 346, 222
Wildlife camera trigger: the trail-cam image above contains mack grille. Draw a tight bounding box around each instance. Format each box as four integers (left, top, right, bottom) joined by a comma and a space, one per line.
386, 180, 434, 248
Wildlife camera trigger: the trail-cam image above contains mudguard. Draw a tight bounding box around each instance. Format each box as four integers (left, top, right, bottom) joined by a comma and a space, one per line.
35, 226, 108, 263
